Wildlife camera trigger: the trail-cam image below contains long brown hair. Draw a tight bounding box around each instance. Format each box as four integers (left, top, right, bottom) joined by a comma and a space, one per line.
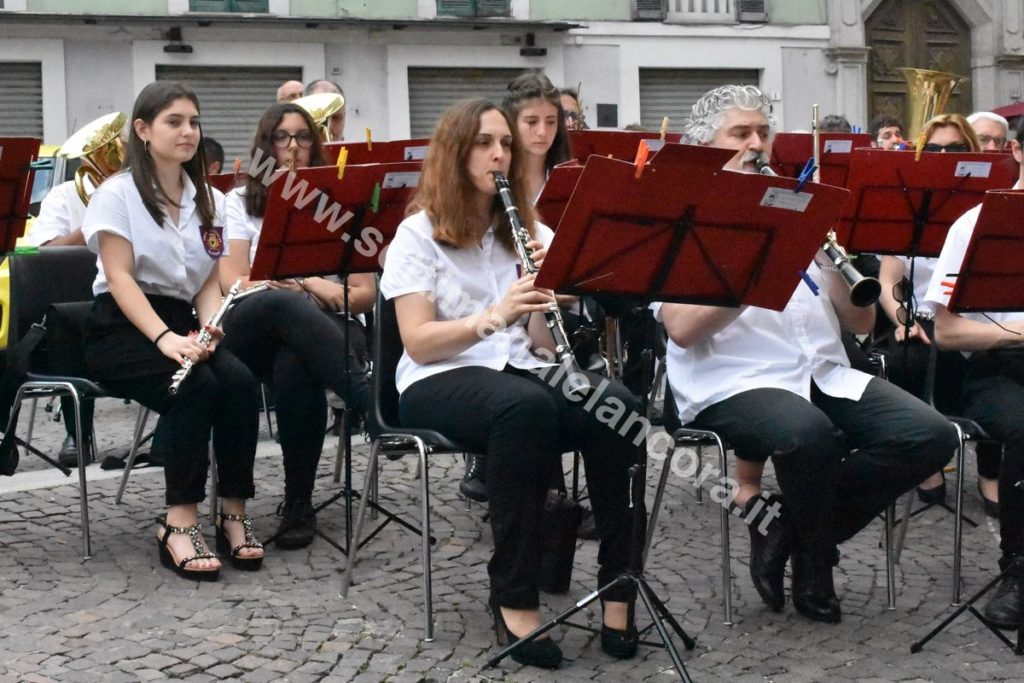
408, 99, 537, 250
503, 72, 571, 172
244, 103, 326, 217
922, 113, 981, 152
127, 81, 216, 228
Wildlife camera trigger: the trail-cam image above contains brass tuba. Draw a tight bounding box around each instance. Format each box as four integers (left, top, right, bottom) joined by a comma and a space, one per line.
293, 92, 345, 143
899, 68, 968, 141
58, 112, 127, 206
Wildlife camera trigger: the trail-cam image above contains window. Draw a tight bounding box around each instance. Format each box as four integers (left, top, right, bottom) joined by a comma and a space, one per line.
189, 0, 269, 12
435, 0, 511, 18
638, 68, 759, 132
408, 67, 524, 137
0, 62, 43, 138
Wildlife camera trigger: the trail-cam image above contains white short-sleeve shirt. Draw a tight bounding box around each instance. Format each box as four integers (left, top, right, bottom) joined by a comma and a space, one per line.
82, 171, 226, 301
380, 209, 555, 395
224, 187, 262, 266
656, 262, 873, 425
924, 183, 1024, 353
29, 180, 88, 246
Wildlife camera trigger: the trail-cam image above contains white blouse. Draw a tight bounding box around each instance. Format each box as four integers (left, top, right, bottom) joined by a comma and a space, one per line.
657, 262, 873, 425
924, 184, 1024, 353
29, 180, 89, 246
381, 209, 555, 395
82, 171, 226, 301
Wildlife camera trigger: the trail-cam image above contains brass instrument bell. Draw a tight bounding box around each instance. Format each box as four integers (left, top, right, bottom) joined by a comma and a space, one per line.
293, 92, 345, 143
58, 111, 128, 206
899, 68, 968, 141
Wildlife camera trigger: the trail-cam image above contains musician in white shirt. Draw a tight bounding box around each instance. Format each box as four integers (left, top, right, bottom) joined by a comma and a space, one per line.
659, 85, 956, 623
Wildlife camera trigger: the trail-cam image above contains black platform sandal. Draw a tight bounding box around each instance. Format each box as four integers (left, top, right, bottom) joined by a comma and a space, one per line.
216, 513, 265, 571
157, 521, 220, 582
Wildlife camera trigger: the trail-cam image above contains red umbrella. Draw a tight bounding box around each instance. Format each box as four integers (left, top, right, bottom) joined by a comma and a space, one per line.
992, 102, 1024, 119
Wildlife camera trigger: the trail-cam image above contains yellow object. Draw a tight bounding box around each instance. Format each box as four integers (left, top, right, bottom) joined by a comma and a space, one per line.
337, 147, 348, 181
900, 67, 968, 141
293, 92, 345, 143
365, 127, 372, 150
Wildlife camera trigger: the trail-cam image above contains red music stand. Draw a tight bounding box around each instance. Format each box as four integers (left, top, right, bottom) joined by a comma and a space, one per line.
0, 138, 41, 252
208, 169, 244, 194
835, 148, 1018, 257
250, 162, 420, 280
769, 132, 872, 186
535, 151, 850, 311
535, 160, 583, 228
322, 139, 430, 166
568, 129, 683, 163
948, 190, 1024, 313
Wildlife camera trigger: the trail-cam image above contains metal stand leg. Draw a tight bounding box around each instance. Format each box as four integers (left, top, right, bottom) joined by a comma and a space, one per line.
115, 405, 151, 504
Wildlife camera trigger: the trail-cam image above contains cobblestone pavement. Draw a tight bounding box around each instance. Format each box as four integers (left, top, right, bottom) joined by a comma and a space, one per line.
1, 398, 1023, 682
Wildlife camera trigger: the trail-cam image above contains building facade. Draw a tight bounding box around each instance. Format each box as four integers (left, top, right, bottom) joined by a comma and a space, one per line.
1, 1, 1022, 159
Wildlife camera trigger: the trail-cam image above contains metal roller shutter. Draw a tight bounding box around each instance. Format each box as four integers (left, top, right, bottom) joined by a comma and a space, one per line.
0, 62, 44, 138
156, 64, 303, 162
408, 67, 527, 138
639, 68, 759, 133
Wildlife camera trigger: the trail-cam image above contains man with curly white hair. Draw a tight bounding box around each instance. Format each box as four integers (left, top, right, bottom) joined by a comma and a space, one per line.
654, 84, 957, 624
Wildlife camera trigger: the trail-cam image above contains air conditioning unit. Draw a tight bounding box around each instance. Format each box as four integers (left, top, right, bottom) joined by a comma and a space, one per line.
634, 0, 666, 21
737, 0, 768, 22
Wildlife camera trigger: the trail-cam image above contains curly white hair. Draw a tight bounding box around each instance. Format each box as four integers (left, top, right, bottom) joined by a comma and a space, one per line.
684, 85, 777, 144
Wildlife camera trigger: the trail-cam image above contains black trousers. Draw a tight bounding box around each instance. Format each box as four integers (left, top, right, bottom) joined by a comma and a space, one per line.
85, 294, 259, 506
690, 379, 956, 555
222, 289, 371, 503
872, 319, 1002, 479
961, 349, 1024, 559
400, 365, 643, 609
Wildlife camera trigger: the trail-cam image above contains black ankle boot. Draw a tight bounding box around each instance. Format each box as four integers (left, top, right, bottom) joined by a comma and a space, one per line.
983, 556, 1024, 629
744, 494, 791, 612
791, 547, 841, 623
460, 454, 488, 502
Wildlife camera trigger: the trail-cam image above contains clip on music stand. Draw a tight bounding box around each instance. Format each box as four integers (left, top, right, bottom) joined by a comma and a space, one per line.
912, 189, 1024, 656
322, 138, 430, 166
250, 161, 422, 555
0, 137, 42, 253
488, 151, 849, 678
769, 132, 872, 186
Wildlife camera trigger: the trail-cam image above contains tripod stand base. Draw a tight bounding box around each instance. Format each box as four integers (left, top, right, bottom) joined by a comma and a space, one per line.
486, 573, 696, 681
911, 558, 1024, 655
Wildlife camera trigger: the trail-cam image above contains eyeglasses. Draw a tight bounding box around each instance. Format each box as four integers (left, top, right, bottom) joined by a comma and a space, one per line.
271, 130, 315, 148
922, 142, 969, 153
977, 134, 1007, 149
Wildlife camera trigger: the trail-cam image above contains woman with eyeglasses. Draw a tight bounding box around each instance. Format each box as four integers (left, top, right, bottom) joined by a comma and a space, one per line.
219, 102, 374, 549
873, 113, 997, 509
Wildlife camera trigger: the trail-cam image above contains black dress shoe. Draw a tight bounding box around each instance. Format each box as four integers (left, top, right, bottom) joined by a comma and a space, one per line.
274, 499, 317, 549
459, 454, 488, 503
489, 599, 562, 669
58, 435, 80, 469
745, 494, 791, 612
977, 481, 999, 519
791, 548, 841, 623
600, 601, 639, 659
983, 560, 1024, 629
916, 478, 946, 505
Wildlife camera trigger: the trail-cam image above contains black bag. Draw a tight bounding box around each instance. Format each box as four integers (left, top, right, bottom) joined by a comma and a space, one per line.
538, 488, 583, 594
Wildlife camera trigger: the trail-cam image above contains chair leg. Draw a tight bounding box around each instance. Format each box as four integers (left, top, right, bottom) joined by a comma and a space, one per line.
69, 391, 91, 561
695, 445, 704, 504
716, 435, 732, 626
341, 441, 381, 598
115, 405, 151, 504
261, 384, 274, 440
333, 409, 348, 484
417, 439, 434, 642
24, 397, 38, 449
952, 422, 966, 606
884, 502, 896, 610
894, 491, 913, 563
209, 447, 219, 526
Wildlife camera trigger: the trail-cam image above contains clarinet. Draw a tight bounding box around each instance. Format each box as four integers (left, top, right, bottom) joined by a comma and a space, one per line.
492, 171, 592, 399
168, 280, 268, 395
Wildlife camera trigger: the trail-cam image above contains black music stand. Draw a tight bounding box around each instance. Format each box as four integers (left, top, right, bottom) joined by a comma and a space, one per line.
486, 151, 849, 677
0, 137, 42, 252
249, 161, 421, 555
912, 189, 1024, 655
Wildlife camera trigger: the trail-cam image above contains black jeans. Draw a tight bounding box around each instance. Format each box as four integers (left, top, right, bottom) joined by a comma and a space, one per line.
222, 289, 371, 503
400, 366, 643, 609
961, 349, 1024, 559
690, 379, 956, 555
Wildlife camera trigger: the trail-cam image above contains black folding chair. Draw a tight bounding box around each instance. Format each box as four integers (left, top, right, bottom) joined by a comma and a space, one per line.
340, 289, 482, 641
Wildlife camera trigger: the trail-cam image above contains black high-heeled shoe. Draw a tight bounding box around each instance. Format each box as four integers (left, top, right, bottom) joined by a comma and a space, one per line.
215, 513, 264, 571
156, 520, 220, 582
488, 599, 562, 669
600, 600, 639, 659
